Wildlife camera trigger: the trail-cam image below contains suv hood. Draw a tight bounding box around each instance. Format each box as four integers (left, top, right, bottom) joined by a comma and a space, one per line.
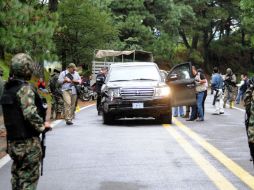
105, 81, 167, 88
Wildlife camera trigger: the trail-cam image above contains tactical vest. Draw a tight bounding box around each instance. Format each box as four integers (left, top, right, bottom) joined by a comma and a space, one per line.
0, 79, 45, 140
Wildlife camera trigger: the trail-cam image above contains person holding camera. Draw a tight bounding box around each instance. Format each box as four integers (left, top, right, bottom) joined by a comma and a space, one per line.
187, 66, 206, 121
223, 68, 237, 108
58, 63, 81, 125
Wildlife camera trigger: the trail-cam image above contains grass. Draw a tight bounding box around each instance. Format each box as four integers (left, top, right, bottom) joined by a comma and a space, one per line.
0, 60, 10, 81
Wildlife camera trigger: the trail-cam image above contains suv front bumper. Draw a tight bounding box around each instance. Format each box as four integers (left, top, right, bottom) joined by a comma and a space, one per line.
102, 97, 171, 118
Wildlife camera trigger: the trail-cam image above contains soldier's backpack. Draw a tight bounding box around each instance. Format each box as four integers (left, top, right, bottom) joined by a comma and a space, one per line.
244, 77, 254, 165
49, 75, 58, 94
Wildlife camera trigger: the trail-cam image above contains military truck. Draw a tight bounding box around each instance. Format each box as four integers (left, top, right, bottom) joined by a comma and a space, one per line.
91, 50, 154, 85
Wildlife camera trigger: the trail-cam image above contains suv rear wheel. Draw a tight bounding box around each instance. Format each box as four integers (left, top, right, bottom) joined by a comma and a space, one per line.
103, 112, 115, 125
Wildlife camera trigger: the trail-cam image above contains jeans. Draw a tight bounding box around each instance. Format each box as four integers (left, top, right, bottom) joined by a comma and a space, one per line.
190, 91, 204, 120
173, 106, 184, 116
236, 90, 244, 104
202, 90, 207, 116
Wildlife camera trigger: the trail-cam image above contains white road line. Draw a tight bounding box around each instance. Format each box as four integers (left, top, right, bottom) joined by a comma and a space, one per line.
0, 154, 10, 169
233, 106, 245, 112
0, 104, 95, 169
224, 103, 245, 112
79, 104, 95, 111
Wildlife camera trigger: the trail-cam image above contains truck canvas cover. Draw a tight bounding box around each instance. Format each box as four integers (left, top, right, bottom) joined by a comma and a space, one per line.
92, 50, 154, 84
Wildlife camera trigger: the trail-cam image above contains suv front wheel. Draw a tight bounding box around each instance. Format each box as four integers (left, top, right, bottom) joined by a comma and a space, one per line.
157, 112, 172, 124
103, 112, 115, 125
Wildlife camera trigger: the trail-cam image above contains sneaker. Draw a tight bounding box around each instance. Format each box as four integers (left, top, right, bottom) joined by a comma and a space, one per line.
196, 118, 204, 122
183, 114, 190, 118
66, 121, 73, 125
220, 112, 224, 114
212, 113, 220, 115
186, 118, 195, 121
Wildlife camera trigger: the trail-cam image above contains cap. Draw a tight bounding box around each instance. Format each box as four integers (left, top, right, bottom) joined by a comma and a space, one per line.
67, 63, 76, 68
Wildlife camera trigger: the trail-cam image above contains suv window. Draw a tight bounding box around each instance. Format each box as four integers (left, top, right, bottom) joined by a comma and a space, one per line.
171, 64, 191, 80
108, 65, 161, 82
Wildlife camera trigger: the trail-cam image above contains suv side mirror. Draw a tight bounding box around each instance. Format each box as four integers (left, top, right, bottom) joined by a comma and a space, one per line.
167, 74, 178, 82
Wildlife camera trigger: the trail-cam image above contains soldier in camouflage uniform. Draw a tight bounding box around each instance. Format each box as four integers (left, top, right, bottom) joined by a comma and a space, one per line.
48, 68, 64, 119
0, 53, 51, 190
244, 77, 254, 164
223, 68, 237, 108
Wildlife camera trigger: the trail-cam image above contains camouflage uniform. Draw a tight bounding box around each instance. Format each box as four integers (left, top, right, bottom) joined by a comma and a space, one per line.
223, 68, 237, 108
1, 53, 45, 190
246, 79, 254, 143
48, 72, 64, 119
248, 90, 254, 143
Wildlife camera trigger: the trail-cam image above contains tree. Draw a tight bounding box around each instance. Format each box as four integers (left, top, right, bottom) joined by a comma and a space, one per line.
109, 0, 155, 50
241, 0, 254, 46
55, 0, 118, 69
0, 0, 58, 61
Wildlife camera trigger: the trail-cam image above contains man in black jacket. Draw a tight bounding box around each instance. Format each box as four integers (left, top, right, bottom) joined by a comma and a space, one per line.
96, 67, 108, 115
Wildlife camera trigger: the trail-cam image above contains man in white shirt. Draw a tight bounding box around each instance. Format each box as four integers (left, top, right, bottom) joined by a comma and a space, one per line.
58, 63, 81, 125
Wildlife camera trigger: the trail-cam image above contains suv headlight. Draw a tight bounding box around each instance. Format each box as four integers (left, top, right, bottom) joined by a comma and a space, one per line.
108, 88, 121, 98
155, 86, 170, 97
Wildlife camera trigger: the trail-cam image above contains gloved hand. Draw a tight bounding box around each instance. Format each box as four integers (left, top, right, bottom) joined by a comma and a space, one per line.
44, 121, 52, 133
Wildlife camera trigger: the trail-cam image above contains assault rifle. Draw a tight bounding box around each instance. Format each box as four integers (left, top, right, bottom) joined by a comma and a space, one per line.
40, 97, 50, 176
212, 89, 219, 106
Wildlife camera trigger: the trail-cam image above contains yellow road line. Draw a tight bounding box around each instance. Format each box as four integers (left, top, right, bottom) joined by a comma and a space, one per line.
164, 124, 237, 190
173, 117, 254, 189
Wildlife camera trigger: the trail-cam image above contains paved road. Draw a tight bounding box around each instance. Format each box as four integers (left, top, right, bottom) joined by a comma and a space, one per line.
0, 94, 254, 190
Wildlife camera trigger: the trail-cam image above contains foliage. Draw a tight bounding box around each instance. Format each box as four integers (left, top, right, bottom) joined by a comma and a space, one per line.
55, 0, 118, 69
0, 0, 58, 61
0, 0, 253, 74
241, 0, 254, 46
0, 60, 10, 81
109, 0, 154, 50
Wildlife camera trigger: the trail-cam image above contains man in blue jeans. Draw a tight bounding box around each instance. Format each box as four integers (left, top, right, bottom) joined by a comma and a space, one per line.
187, 66, 207, 121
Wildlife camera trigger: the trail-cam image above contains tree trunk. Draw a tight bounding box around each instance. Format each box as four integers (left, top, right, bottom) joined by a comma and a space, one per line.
241, 29, 245, 47
191, 34, 199, 50
61, 49, 67, 70
203, 29, 210, 71
179, 30, 191, 49
0, 45, 5, 60
49, 0, 58, 12
225, 18, 231, 37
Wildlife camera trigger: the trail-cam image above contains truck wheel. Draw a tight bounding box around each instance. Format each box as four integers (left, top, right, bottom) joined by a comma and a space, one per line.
103, 112, 114, 125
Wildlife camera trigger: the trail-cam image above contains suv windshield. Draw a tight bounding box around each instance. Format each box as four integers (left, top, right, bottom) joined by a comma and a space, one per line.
108, 65, 161, 82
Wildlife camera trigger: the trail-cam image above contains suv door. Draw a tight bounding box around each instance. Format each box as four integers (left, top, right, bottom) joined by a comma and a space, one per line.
167, 62, 196, 107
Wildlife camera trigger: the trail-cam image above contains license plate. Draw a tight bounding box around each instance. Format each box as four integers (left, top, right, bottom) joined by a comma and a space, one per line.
132, 103, 144, 109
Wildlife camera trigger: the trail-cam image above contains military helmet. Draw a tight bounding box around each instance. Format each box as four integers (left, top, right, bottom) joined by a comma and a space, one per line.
10, 53, 34, 79
226, 68, 232, 75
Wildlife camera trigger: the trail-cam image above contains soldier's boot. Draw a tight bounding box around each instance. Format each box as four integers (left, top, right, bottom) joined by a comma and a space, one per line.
56, 113, 62, 120
60, 113, 65, 119
230, 101, 234, 108
183, 112, 190, 118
